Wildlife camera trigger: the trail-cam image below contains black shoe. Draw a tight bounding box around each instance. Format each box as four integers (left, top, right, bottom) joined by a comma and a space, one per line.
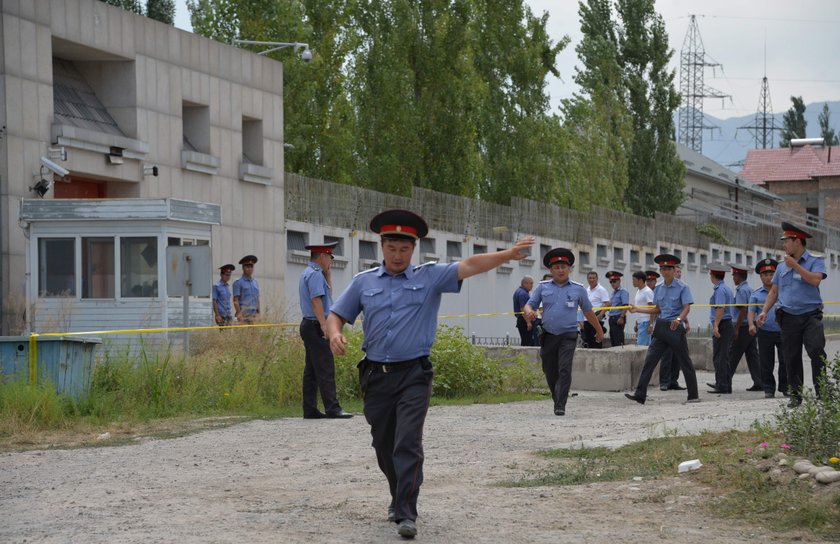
746, 385, 763, 392
787, 398, 802, 408
554, 408, 565, 416
668, 384, 686, 391
706, 382, 718, 389
624, 393, 645, 405
707, 388, 731, 394
659, 385, 669, 391
397, 519, 417, 538
303, 411, 326, 419
764, 392, 775, 399
388, 506, 396, 523
326, 410, 354, 419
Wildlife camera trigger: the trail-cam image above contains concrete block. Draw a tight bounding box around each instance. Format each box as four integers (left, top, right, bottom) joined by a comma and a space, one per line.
482, 344, 650, 392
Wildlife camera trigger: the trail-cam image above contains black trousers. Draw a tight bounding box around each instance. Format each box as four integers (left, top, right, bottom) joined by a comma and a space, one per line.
712, 320, 734, 392
608, 316, 625, 347
728, 324, 762, 387
635, 320, 698, 400
540, 332, 579, 412
300, 319, 341, 416
779, 310, 826, 400
757, 329, 788, 395
516, 316, 536, 346
359, 357, 433, 524
658, 348, 682, 387
582, 320, 604, 348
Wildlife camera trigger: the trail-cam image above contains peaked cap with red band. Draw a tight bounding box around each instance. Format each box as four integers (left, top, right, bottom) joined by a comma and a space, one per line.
644, 270, 660, 280
654, 253, 681, 267
219, 264, 236, 273
370, 209, 429, 240
605, 270, 623, 279
543, 247, 575, 268
780, 221, 812, 240
239, 255, 258, 265
305, 241, 339, 256
708, 264, 728, 278
729, 263, 749, 275
755, 258, 778, 274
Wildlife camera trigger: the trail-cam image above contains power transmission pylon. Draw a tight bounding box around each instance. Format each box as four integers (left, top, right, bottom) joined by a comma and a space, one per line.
677, 15, 729, 153
737, 73, 782, 149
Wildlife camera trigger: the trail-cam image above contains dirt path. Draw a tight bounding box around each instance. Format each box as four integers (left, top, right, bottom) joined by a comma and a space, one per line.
0, 369, 823, 543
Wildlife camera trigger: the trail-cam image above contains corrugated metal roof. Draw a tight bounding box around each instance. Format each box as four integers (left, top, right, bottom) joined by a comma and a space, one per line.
52, 59, 125, 137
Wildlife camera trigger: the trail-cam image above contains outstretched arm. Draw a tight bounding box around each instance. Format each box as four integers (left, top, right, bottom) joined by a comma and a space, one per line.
457, 237, 535, 280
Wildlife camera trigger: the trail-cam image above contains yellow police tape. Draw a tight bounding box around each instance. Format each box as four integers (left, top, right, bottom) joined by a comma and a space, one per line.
25, 302, 840, 386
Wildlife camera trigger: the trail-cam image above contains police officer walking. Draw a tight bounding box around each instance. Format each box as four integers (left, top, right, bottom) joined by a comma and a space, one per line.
727, 264, 763, 391
523, 248, 604, 416
326, 209, 534, 539
757, 222, 827, 407
513, 276, 536, 346
299, 241, 352, 420
233, 255, 260, 323
212, 264, 235, 326
605, 271, 629, 347
625, 254, 699, 404
707, 265, 734, 394
748, 259, 788, 398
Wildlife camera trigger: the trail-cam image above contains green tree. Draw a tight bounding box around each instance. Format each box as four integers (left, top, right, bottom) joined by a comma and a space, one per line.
100, 0, 143, 14
780, 95, 807, 147
187, 0, 239, 42
818, 102, 839, 145
146, 0, 175, 25
616, 0, 684, 216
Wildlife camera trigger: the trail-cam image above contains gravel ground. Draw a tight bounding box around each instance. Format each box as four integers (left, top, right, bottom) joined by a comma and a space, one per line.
2, 341, 837, 544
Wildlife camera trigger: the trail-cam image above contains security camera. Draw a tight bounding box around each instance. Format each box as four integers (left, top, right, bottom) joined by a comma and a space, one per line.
300, 48, 313, 63
40, 156, 70, 178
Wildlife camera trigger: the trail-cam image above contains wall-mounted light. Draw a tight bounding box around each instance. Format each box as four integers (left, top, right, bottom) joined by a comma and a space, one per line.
47, 146, 67, 161
30, 178, 50, 198
143, 164, 159, 177
107, 146, 124, 165
231, 39, 313, 63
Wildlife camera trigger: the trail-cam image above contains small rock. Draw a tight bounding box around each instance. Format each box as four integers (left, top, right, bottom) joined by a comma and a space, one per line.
97, 432, 111, 441
632, 476, 643, 481
798, 473, 812, 480
808, 465, 834, 476
815, 470, 840, 484
792, 460, 815, 474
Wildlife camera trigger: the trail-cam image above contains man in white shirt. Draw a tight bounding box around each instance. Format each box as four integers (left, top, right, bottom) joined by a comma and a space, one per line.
631, 271, 655, 345
583, 271, 610, 348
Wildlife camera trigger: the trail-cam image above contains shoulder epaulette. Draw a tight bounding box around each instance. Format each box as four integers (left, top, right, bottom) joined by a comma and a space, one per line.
539, 279, 552, 284
413, 261, 438, 271
354, 266, 379, 277
569, 280, 584, 287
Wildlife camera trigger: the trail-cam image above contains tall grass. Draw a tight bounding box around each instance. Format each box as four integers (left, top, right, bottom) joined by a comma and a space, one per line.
0, 324, 542, 440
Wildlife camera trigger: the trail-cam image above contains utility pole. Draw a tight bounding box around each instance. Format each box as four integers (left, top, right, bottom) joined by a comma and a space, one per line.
677, 15, 729, 153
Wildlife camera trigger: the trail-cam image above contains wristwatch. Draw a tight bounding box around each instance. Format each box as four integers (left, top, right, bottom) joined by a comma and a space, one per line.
674, 317, 682, 322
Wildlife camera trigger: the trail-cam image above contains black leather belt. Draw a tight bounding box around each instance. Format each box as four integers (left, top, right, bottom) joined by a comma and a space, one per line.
366, 357, 425, 374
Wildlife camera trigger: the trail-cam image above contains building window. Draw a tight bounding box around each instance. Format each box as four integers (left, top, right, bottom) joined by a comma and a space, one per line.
446, 241, 462, 259
659, 246, 669, 254
597, 244, 607, 259
806, 207, 819, 228
630, 250, 639, 264
712, 248, 720, 262
121, 237, 158, 298
420, 238, 435, 254
724, 250, 731, 263
359, 240, 378, 260
324, 235, 344, 256
183, 102, 210, 153
286, 230, 308, 251
735, 253, 743, 264
82, 237, 115, 299
242, 117, 264, 165
674, 248, 682, 260
645, 253, 654, 267
700, 254, 708, 268
38, 238, 76, 297
613, 247, 624, 262
747, 254, 753, 267
688, 251, 696, 264
579, 251, 590, 267
474, 244, 487, 254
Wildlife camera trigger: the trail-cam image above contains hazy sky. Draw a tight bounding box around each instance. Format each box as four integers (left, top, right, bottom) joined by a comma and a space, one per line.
174, 0, 840, 120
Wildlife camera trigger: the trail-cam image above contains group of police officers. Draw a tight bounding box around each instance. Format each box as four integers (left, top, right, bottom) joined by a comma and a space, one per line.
213, 208, 829, 540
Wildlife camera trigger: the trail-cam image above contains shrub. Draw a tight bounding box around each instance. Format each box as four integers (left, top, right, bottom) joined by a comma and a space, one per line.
776, 353, 840, 462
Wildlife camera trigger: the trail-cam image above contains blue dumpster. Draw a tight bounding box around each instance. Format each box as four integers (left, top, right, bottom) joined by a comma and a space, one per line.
0, 336, 101, 399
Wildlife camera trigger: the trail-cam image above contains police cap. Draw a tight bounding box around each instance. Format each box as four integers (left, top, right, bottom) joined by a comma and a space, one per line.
370, 209, 429, 240
780, 221, 812, 240
755, 258, 778, 274
239, 255, 258, 265
543, 247, 575, 268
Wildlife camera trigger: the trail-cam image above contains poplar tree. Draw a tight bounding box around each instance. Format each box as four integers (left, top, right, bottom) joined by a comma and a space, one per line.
818, 102, 839, 145
780, 96, 807, 147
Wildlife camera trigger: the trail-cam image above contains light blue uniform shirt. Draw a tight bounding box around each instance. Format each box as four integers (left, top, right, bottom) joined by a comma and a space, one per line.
233, 275, 260, 316
212, 280, 232, 318
299, 262, 331, 320
750, 286, 780, 332
653, 278, 693, 321
527, 279, 592, 335
734, 281, 753, 325
331, 262, 462, 362
709, 281, 734, 324
608, 287, 629, 317
772, 251, 826, 315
